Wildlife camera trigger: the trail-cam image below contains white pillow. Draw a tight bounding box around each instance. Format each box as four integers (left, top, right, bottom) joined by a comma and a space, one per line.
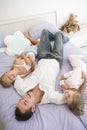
4, 31, 31, 56
29, 22, 59, 39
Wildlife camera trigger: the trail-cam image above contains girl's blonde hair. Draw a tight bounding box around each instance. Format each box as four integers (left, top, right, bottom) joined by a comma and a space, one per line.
0, 74, 11, 88
68, 88, 84, 115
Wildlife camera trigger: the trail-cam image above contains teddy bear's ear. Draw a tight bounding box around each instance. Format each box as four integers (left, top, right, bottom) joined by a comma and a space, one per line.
60, 13, 80, 33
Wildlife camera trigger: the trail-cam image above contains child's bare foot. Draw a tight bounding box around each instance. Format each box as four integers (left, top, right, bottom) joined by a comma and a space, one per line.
24, 32, 30, 38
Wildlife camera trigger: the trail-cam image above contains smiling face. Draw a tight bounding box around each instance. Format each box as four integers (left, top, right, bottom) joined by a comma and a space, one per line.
64, 89, 76, 105
0, 71, 16, 87
17, 91, 36, 114
64, 88, 84, 115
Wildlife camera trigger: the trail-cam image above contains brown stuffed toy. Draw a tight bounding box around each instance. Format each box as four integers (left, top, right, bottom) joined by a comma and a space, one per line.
61, 14, 80, 33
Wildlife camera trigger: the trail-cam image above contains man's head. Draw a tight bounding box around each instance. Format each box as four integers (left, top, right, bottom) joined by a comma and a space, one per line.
0, 71, 16, 88
64, 88, 84, 115
15, 91, 36, 121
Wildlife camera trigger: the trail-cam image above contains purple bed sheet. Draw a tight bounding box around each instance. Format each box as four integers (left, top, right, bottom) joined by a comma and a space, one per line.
0, 41, 87, 130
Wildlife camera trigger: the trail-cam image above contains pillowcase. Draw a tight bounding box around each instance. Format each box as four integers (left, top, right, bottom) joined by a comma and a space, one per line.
29, 22, 69, 43
29, 22, 58, 39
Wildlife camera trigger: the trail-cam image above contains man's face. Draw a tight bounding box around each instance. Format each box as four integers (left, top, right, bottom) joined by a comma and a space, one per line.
16, 91, 36, 113
64, 89, 75, 105
2, 71, 16, 86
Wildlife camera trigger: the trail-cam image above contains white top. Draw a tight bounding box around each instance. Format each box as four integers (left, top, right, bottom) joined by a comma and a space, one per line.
60, 68, 84, 89
14, 52, 35, 71
14, 59, 66, 104
60, 54, 87, 89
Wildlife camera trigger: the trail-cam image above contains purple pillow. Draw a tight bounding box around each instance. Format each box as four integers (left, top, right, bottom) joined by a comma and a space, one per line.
29, 22, 59, 39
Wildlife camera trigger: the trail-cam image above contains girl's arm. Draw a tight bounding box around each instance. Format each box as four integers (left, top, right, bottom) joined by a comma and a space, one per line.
21, 53, 35, 76
79, 72, 87, 93
24, 32, 39, 45
60, 74, 70, 89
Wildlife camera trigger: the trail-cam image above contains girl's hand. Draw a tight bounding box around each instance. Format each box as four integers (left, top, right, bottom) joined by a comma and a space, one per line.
20, 52, 25, 58
60, 74, 65, 80
61, 83, 69, 90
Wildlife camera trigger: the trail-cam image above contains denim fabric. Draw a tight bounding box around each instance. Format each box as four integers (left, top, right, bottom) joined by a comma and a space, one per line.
61, 32, 69, 43
38, 29, 63, 66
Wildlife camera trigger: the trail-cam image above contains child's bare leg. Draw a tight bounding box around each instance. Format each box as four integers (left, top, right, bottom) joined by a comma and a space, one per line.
24, 32, 30, 39
24, 32, 39, 46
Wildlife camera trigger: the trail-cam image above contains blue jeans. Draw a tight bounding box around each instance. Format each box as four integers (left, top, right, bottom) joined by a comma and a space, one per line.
38, 29, 63, 66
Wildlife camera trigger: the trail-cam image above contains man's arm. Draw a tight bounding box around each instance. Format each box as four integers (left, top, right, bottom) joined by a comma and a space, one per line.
41, 90, 66, 104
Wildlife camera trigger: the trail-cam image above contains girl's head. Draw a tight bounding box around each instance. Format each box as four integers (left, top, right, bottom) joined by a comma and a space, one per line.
64, 88, 84, 115
0, 71, 16, 88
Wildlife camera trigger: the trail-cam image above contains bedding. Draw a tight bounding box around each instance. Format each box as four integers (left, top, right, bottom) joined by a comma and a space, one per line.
29, 22, 59, 39
0, 33, 87, 130
29, 22, 69, 43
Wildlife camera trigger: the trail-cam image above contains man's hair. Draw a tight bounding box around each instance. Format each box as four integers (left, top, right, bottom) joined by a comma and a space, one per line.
15, 107, 33, 121
68, 89, 84, 115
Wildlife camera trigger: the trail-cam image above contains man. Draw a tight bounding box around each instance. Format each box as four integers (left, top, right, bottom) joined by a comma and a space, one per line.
14, 29, 67, 121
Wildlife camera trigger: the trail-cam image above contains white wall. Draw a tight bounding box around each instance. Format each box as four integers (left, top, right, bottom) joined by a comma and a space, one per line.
0, 0, 87, 27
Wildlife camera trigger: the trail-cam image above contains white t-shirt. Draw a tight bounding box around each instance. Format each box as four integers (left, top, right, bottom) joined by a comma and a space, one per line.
14, 59, 66, 104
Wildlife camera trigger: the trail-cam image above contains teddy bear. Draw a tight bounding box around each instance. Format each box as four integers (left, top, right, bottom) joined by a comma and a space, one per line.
4, 31, 31, 56
61, 14, 80, 33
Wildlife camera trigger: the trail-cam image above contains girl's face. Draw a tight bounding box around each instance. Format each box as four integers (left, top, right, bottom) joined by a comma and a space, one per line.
64, 89, 75, 105
2, 71, 16, 87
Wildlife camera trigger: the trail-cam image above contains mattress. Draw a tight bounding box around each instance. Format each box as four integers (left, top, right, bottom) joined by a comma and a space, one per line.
0, 40, 87, 130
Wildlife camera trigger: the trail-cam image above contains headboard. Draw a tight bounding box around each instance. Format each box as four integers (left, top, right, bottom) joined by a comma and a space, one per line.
0, 11, 57, 33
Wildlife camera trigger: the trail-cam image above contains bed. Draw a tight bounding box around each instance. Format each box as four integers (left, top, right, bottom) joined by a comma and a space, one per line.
0, 11, 87, 130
